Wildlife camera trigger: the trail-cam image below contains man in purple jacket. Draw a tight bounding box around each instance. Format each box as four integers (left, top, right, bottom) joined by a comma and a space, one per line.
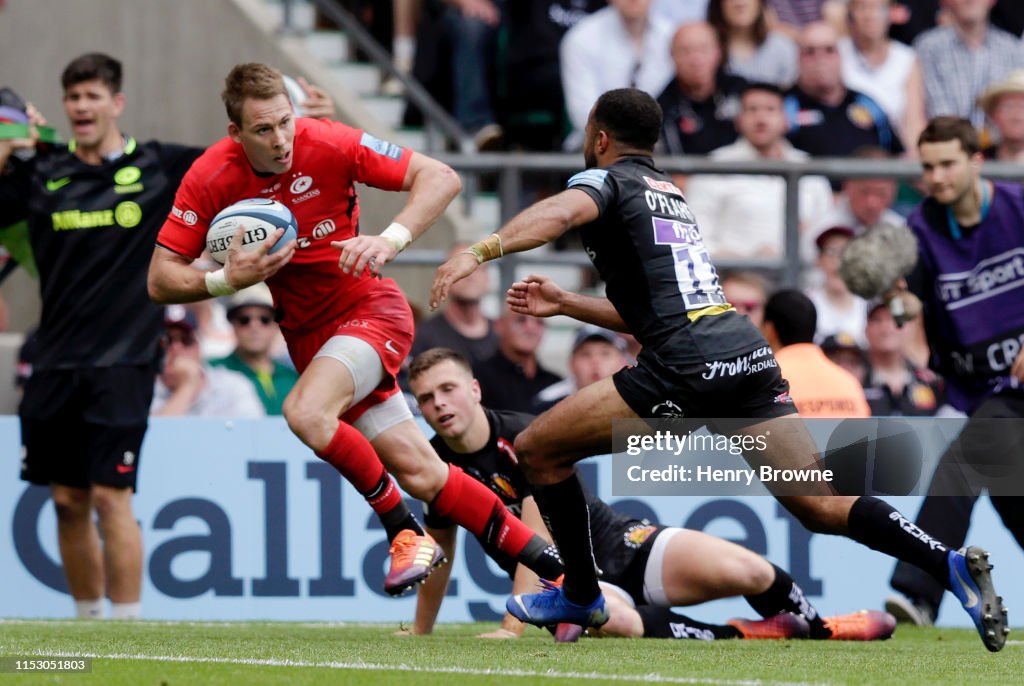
886, 116, 1024, 628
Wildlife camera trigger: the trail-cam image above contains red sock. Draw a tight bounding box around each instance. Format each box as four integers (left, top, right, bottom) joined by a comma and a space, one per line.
316, 422, 402, 516
431, 465, 534, 558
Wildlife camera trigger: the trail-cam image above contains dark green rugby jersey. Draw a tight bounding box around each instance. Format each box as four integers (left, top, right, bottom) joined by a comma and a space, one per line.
0, 138, 201, 369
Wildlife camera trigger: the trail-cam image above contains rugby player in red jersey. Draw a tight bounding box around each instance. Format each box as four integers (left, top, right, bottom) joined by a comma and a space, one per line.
147, 63, 562, 596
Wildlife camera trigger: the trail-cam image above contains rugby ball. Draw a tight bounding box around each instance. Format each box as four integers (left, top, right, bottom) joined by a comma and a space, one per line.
205, 198, 298, 265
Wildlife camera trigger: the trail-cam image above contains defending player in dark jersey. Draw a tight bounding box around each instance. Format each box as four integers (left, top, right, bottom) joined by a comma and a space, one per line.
431, 88, 1007, 650
404, 347, 896, 642
148, 62, 562, 597
0, 54, 205, 620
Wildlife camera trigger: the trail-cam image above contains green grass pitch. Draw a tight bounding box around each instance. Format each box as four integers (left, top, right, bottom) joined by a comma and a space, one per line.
0, 620, 1020, 685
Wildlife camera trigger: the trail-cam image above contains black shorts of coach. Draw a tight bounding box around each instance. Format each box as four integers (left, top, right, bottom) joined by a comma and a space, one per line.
19, 365, 157, 491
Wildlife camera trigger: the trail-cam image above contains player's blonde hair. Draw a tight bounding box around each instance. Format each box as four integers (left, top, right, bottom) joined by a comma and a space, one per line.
222, 63, 288, 126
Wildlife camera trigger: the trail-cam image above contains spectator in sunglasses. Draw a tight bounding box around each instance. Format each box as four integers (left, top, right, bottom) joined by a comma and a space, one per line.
211, 284, 298, 415
720, 269, 771, 327
784, 22, 902, 159
151, 305, 264, 417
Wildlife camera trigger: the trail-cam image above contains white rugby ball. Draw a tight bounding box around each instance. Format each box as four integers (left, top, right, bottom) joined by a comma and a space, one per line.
205, 198, 298, 265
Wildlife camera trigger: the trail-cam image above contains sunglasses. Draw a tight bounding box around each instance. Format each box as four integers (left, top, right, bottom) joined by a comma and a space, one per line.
800, 45, 838, 56
234, 314, 273, 327
732, 300, 764, 314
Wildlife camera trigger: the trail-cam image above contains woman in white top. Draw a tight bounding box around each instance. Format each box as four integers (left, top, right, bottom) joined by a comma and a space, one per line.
707, 0, 799, 87
838, 0, 926, 152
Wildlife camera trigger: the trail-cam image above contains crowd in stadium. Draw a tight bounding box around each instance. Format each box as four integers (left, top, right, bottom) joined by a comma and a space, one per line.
0, 0, 1021, 651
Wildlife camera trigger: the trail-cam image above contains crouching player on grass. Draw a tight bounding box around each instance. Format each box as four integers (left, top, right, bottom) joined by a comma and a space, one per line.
403, 348, 895, 642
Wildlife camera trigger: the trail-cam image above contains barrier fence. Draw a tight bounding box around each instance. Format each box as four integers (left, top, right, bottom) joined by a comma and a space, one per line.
2, 417, 1022, 625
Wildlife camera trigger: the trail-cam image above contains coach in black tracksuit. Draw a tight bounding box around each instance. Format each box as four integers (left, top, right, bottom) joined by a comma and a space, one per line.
0, 54, 202, 620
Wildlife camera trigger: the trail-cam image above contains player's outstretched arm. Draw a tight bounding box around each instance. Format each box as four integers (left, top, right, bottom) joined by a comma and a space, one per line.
334, 151, 462, 277
149, 225, 295, 304
431, 189, 599, 309
406, 525, 457, 636
507, 274, 629, 332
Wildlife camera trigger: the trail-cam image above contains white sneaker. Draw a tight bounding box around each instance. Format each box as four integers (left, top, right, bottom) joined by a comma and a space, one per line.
380, 55, 413, 96
884, 594, 935, 627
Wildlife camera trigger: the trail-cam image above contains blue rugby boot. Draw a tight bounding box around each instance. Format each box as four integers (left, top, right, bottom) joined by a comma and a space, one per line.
507, 579, 609, 636
948, 546, 1008, 652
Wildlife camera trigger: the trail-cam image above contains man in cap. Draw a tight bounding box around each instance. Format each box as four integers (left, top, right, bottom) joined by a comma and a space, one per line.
861, 301, 946, 417
152, 305, 264, 418
534, 324, 629, 412
211, 284, 298, 415
821, 333, 869, 386
979, 69, 1024, 162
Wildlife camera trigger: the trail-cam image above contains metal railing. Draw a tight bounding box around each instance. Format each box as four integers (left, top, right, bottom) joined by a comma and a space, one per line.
266, 6, 1024, 288
390, 154, 1024, 291
280, 0, 474, 153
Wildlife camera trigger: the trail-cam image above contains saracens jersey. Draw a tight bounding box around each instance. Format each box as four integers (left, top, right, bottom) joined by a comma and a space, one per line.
0, 138, 201, 370
157, 118, 413, 334
425, 409, 639, 577
567, 155, 763, 366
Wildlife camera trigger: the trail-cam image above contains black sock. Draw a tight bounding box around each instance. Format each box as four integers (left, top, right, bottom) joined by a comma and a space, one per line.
744, 564, 829, 639
372, 496, 425, 542
637, 606, 741, 640
847, 496, 950, 590
517, 535, 565, 580
530, 474, 600, 605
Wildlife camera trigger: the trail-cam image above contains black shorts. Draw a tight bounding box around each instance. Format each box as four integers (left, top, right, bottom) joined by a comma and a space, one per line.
613, 344, 797, 425
596, 521, 668, 607
19, 365, 156, 491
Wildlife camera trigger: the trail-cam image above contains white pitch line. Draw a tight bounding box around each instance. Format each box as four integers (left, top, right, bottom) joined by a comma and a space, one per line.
18, 650, 832, 686
0, 619, 385, 629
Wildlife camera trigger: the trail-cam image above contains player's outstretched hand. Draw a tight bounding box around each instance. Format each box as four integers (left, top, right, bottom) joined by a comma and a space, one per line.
477, 628, 520, 639
430, 252, 480, 310
224, 225, 295, 289
507, 275, 564, 318
297, 77, 335, 120
0, 102, 46, 159
333, 234, 396, 278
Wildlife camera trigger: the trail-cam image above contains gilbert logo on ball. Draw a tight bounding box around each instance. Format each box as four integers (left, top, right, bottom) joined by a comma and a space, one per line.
205, 198, 298, 265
